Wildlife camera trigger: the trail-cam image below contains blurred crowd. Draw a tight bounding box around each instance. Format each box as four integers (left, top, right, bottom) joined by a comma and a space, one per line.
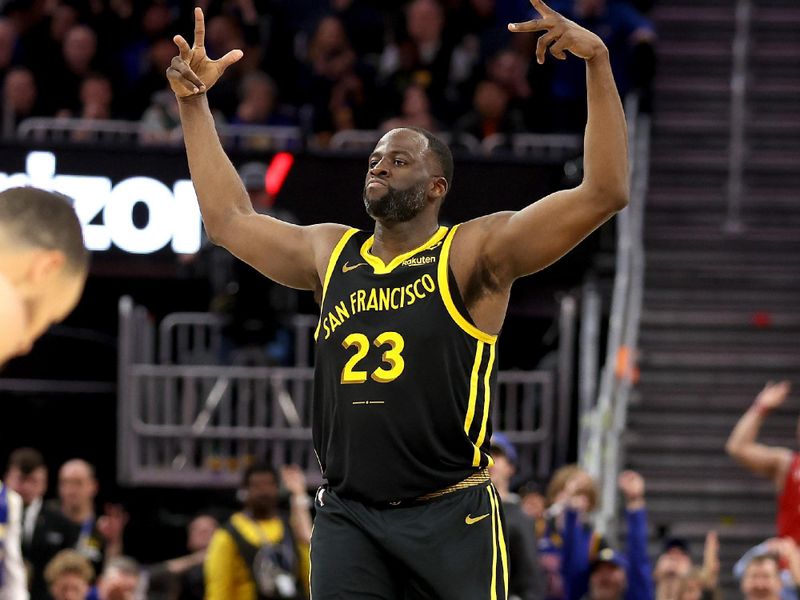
4, 384, 800, 600
0, 0, 655, 146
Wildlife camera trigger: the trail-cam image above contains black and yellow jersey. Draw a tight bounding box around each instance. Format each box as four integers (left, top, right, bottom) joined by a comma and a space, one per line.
312, 225, 498, 503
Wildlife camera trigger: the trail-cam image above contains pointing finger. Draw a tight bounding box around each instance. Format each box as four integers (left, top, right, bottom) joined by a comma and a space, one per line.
174, 35, 191, 61
217, 49, 244, 71
193, 6, 205, 49
508, 18, 549, 33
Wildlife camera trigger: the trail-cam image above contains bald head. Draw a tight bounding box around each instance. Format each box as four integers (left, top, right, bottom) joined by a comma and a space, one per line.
59, 459, 98, 521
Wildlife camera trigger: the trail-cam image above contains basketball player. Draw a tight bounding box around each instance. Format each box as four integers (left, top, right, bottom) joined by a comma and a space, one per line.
167, 0, 628, 596
0, 187, 88, 366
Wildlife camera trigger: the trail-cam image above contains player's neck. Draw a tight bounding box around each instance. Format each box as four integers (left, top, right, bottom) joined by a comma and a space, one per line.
372, 218, 439, 263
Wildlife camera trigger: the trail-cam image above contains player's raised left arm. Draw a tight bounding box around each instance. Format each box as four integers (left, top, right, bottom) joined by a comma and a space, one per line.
473, 0, 629, 285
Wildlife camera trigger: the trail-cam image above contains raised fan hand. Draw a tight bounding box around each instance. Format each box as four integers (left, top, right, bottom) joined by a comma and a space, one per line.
508, 0, 606, 64
166, 7, 243, 98
755, 380, 791, 411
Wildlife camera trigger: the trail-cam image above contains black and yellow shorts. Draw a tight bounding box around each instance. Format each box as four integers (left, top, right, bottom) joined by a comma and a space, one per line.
310, 477, 508, 599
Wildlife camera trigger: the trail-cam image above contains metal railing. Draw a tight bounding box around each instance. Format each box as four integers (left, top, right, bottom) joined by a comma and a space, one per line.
16, 118, 303, 151
724, 0, 752, 233
14, 117, 582, 160
118, 298, 572, 488
330, 129, 582, 159
579, 94, 651, 540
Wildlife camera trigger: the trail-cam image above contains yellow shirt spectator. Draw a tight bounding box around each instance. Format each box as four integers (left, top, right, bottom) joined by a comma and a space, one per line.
204, 512, 310, 600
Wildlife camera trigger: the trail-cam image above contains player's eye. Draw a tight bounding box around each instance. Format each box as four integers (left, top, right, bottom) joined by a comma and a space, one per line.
394, 159, 406, 166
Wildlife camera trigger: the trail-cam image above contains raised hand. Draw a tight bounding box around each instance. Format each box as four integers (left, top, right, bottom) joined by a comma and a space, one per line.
508, 0, 605, 64
97, 503, 129, 544
166, 7, 243, 98
755, 381, 791, 411
618, 470, 645, 509
702, 531, 720, 588
281, 464, 309, 498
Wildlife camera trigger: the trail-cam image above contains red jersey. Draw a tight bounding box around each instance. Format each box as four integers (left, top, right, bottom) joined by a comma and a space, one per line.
777, 452, 800, 543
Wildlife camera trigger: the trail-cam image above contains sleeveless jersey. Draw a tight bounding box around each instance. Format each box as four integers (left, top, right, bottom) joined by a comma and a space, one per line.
312, 225, 498, 503
778, 452, 800, 543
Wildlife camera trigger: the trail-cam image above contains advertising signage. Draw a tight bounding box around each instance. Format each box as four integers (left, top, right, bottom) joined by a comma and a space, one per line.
0, 142, 567, 265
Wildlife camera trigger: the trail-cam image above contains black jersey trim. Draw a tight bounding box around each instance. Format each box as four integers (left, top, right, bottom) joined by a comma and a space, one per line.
437, 225, 497, 344
358, 226, 449, 274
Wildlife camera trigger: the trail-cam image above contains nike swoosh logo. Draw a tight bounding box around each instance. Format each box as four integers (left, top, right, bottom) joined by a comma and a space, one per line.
428, 240, 444, 250
342, 261, 368, 273
465, 513, 490, 525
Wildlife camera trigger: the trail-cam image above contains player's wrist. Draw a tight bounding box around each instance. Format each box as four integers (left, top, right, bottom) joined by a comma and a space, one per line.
751, 402, 772, 417
585, 41, 609, 64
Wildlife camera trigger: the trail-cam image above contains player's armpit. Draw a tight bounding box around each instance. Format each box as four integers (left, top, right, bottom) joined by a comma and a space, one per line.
213, 212, 349, 293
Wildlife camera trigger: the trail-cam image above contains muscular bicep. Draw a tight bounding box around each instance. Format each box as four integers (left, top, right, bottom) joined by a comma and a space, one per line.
480, 186, 624, 284
729, 443, 792, 486
213, 211, 348, 293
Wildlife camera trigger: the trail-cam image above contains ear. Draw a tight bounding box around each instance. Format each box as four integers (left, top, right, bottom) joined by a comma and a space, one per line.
27, 250, 66, 286
429, 176, 448, 201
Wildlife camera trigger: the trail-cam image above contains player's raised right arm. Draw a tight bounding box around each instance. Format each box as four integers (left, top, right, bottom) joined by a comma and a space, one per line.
167, 8, 346, 292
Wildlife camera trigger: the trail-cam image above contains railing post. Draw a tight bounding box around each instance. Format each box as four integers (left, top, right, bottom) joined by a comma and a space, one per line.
725, 0, 751, 233
556, 294, 577, 466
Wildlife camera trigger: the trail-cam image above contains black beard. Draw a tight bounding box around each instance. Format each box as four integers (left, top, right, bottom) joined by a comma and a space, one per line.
363, 180, 427, 222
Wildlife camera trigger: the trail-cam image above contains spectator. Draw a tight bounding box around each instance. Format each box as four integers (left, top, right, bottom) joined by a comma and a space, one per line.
125, 35, 180, 119
2, 66, 40, 138
519, 480, 548, 522
57, 460, 127, 575
380, 84, 440, 133
298, 14, 376, 145
91, 556, 142, 600
231, 72, 295, 129
378, 0, 457, 121
44, 550, 95, 600
585, 548, 628, 600
46, 24, 102, 115
0, 480, 28, 600
146, 513, 218, 600
489, 434, 546, 600
740, 541, 800, 600
76, 73, 115, 121
726, 381, 799, 543
654, 538, 693, 600
453, 78, 526, 145
139, 88, 182, 145
537, 465, 603, 600
5, 447, 80, 600
330, 0, 385, 59
204, 463, 312, 600
562, 470, 654, 600
0, 18, 19, 88
734, 538, 800, 600
654, 534, 720, 600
